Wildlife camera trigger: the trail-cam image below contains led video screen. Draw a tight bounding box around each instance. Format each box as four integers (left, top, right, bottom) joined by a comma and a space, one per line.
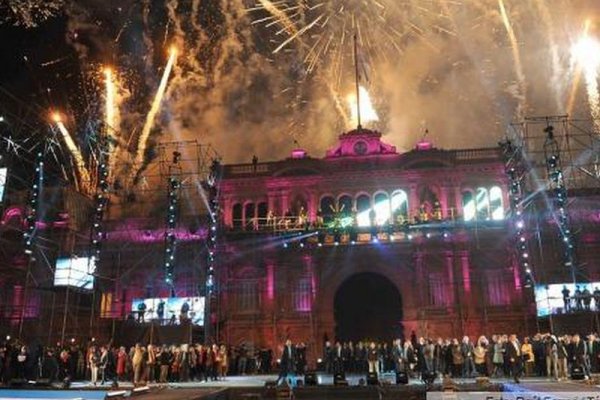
535, 282, 600, 317
131, 297, 205, 326
0, 167, 7, 202
54, 256, 96, 290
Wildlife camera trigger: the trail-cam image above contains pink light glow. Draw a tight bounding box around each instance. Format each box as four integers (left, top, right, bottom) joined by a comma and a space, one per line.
267, 264, 275, 301
291, 149, 307, 159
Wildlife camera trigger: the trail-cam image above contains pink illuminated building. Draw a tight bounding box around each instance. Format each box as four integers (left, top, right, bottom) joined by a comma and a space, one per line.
215, 128, 531, 362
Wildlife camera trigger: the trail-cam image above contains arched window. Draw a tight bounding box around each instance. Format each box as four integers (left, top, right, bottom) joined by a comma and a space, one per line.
356, 194, 372, 227
337, 195, 353, 217
244, 203, 255, 230
257, 202, 268, 227
489, 186, 504, 220
476, 187, 490, 221
391, 190, 409, 224
462, 191, 475, 222
232, 203, 243, 228
373, 192, 390, 225
320, 196, 335, 224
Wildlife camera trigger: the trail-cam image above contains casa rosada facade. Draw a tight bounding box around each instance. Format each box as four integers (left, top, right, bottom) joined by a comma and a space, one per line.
216, 128, 531, 361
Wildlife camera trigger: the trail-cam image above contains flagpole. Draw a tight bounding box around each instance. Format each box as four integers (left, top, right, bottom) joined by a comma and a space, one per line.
353, 34, 362, 131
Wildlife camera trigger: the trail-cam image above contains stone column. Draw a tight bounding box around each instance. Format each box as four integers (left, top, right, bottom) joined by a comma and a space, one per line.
409, 183, 419, 221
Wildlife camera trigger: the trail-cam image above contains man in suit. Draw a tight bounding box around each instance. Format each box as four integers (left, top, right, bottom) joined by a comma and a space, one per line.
323, 341, 333, 374
587, 334, 600, 373
571, 334, 588, 378
278, 339, 295, 385
333, 342, 344, 374
506, 334, 523, 383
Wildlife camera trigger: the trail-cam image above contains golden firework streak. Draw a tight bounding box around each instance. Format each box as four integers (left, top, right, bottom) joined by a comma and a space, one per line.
498, 0, 526, 119
52, 113, 91, 193
133, 47, 178, 179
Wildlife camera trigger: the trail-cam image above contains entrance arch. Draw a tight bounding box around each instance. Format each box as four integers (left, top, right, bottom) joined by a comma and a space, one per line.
334, 272, 403, 342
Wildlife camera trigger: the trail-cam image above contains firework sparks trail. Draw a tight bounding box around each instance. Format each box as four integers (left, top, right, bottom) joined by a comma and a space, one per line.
52, 112, 91, 192
567, 20, 591, 116
571, 32, 600, 133
347, 85, 378, 128
104, 67, 116, 133
498, 0, 526, 120
133, 46, 178, 179
104, 67, 120, 180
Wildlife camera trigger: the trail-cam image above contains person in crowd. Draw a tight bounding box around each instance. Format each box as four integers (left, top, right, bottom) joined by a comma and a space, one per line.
296, 342, 307, 375
218, 344, 228, 379
277, 339, 295, 385
556, 336, 569, 380
237, 343, 248, 376
450, 338, 464, 378
323, 340, 333, 374
333, 341, 344, 374
506, 334, 522, 383
521, 337, 535, 376
587, 334, 599, 373
157, 345, 171, 383
532, 334, 546, 377
461, 336, 475, 378
594, 287, 600, 311
582, 287, 592, 311
131, 343, 144, 386
392, 339, 404, 373
562, 285, 571, 312
492, 335, 505, 377
545, 335, 558, 380
88, 345, 99, 386
473, 336, 488, 376
367, 342, 379, 375
116, 347, 127, 382
571, 334, 588, 378
145, 344, 156, 383
423, 338, 435, 374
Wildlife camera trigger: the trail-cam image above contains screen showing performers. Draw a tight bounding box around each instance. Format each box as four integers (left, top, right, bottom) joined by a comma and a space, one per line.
0, 167, 7, 202
131, 297, 205, 325
535, 282, 600, 316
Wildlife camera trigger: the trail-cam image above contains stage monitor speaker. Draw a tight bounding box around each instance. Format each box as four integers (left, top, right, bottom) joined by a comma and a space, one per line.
422, 371, 436, 385
571, 366, 586, 380
396, 371, 409, 385
367, 372, 379, 386
34, 378, 52, 387
334, 372, 347, 386
304, 371, 318, 386
9, 379, 27, 388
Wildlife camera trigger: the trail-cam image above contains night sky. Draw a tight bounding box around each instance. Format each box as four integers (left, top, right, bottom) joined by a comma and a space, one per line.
0, 1, 599, 169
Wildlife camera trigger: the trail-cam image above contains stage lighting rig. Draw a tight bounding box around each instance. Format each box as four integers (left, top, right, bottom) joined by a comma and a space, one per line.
23, 151, 44, 256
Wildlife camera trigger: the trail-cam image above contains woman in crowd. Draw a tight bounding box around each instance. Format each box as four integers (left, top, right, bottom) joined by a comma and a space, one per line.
87, 345, 99, 386
521, 337, 535, 376
492, 336, 505, 377
218, 344, 228, 379
473, 336, 488, 376
116, 346, 127, 381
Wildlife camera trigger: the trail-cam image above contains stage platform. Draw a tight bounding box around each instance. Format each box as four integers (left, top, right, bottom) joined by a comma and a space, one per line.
1, 375, 598, 400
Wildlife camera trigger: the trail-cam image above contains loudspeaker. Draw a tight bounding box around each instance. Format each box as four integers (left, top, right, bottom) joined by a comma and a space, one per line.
334, 372, 347, 386
422, 371, 436, 385
35, 378, 52, 387
9, 379, 27, 388
571, 366, 586, 380
304, 371, 318, 386
367, 372, 379, 386
396, 371, 409, 385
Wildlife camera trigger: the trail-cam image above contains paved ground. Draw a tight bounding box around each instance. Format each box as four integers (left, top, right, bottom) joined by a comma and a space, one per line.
1, 375, 598, 400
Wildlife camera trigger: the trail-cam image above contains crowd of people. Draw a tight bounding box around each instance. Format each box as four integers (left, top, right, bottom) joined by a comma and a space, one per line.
316, 332, 600, 383
0, 341, 275, 386
0, 332, 597, 387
